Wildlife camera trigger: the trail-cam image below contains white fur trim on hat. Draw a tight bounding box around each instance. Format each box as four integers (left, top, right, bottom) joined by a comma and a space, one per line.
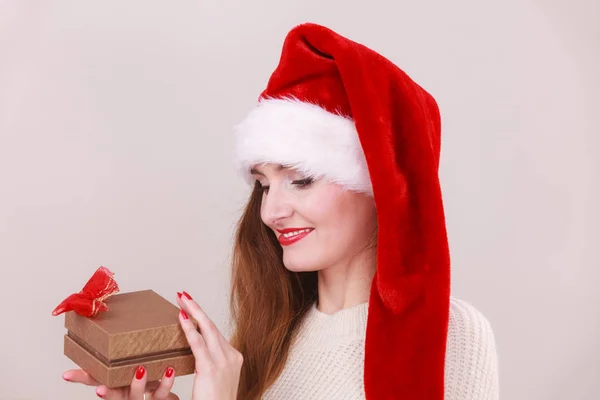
233, 98, 373, 195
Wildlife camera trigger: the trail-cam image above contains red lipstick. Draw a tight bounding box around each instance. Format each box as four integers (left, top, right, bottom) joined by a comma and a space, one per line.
277, 228, 313, 246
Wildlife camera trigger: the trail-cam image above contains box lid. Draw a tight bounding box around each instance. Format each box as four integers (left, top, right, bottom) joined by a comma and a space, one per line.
65, 290, 193, 362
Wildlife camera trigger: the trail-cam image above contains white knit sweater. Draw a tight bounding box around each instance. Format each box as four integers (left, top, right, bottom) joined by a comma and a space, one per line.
261, 297, 499, 400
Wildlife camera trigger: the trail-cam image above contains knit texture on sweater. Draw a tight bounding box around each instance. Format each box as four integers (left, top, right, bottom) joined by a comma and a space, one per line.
261, 297, 499, 400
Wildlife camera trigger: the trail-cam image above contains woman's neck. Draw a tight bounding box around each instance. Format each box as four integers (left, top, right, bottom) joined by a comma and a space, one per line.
316, 247, 376, 314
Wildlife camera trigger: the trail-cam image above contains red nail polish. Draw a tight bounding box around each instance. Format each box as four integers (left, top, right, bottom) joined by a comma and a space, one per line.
165, 367, 174, 378
135, 365, 145, 380
96, 391, 105, 399
182, 291, 192, 300
177, 292, 182, 299
180, 309, 189, 320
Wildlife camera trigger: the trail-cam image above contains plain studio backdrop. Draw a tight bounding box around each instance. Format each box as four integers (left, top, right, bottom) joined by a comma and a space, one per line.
0, 1, 598, 399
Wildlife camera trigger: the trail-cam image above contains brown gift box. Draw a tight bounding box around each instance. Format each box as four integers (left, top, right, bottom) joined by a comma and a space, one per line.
62, 290, 196, 388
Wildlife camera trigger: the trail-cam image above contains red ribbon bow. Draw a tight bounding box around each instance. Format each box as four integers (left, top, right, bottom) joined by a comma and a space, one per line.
52, 266, 120, 317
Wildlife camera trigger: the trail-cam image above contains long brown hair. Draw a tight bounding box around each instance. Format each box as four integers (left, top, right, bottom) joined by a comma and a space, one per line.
228, 182, 319, 399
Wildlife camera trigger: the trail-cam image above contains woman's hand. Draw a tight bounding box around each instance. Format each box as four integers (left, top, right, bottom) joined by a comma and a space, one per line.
62, 365, 179, 399
62, 291, 242, 399
177, 291, 244, 400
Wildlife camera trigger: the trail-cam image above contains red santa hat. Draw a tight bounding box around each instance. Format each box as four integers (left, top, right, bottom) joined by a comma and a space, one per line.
234, 23, 451, 399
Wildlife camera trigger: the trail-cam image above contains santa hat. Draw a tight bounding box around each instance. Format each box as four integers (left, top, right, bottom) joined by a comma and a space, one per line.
234, 23, 451, 400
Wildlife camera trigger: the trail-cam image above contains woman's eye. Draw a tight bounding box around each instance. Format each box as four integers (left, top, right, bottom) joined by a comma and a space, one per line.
291, 178, 314, 187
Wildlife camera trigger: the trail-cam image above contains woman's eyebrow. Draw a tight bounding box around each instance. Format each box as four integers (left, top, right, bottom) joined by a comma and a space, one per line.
250, 164, 287, 176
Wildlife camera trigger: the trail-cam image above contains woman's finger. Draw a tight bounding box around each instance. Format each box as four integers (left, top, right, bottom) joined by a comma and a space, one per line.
62, 369, 100, 386
177, 291, 226, 357
178, 302, 212, 369
97, 380, 161, 400
95, 385, 127, 400
152, 367, 176, 399
97, 366, 147, 400
127, 365, 148, 400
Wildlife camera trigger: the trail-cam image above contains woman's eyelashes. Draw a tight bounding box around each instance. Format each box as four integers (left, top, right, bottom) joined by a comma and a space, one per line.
291, 177, 314, 187
259, 177, 314, 193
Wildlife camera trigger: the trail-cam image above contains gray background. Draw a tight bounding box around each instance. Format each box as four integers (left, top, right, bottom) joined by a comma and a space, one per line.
0, 1, 598, 399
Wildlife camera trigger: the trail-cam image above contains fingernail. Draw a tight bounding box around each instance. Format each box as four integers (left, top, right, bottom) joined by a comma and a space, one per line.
62, 373, 71, 381
180, 309, 189, 320
96, 389, 105, 398
165, 367, 174, 378
135, 365, 145, 380
182, 291, 193, 300
177, 292, 182, 299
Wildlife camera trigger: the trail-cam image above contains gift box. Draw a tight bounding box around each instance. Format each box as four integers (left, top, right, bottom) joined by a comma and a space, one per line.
61, 289, 196, 388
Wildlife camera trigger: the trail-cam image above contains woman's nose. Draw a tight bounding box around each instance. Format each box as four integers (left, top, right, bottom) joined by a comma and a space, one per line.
261, 186, 293, 225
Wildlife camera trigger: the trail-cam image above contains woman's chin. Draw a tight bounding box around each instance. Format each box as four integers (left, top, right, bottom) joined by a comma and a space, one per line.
282, 259, 321, 273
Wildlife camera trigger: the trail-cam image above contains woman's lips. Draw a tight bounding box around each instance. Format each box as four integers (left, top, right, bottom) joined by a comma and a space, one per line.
277, 228, 314, 246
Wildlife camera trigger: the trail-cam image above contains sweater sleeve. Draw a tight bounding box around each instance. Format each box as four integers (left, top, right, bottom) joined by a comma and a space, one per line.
444, 298, 500, 400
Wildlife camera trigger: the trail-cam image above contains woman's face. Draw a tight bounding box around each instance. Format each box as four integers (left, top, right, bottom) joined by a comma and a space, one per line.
252, 163, 377, 273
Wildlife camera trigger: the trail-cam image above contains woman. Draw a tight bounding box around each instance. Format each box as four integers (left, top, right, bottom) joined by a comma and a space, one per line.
63, 23, 499, 400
